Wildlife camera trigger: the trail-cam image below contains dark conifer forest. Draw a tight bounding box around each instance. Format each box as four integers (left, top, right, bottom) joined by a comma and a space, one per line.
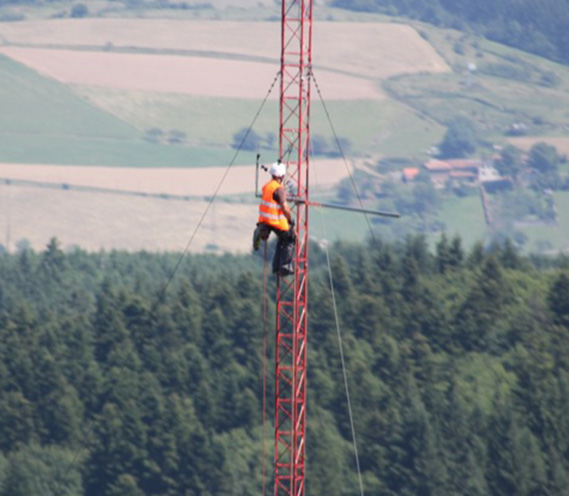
0, 237, 567, 495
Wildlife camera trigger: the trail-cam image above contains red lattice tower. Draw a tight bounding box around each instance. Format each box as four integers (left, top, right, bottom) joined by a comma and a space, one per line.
274, 1, 313, 495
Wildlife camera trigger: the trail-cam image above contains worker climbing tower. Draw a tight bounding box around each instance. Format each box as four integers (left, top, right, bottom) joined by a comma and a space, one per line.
274, 0, 312, 495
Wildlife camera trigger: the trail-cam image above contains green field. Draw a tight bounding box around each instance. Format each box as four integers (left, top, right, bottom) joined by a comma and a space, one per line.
384, 70, 568, 138
0, 15, 566, 253
386, 21, 568, 145
0, 54, 250, 167
0, 134, 248, 167
309, 206, 376, 244
311, 98, 445, 157
0, 54, 137, 138
74, 87, 281, 150
518, 191, 569, 254
270, 189, 568, 254
436, 190, 569, 254
436, 193, 488, 247
76, 87, 446, 159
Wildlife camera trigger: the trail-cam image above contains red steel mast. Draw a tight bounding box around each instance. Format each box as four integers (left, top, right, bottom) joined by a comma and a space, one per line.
274, 0, 313, 495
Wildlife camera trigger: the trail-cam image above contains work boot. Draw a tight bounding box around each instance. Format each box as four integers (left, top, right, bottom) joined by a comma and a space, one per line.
278, 264, 294, 277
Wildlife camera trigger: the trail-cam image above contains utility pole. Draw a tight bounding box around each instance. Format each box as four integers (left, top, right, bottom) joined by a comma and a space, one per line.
270, 3, 398, 494
273, 0, 312, 495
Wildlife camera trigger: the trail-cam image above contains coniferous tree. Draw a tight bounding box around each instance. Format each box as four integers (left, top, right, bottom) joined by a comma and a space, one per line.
0, 240, 566, 496
467, 241, 485, 268
3, 444, 83, 496
449, 235, 464, 269
455, 256, 508, 350
548, 271, 569, 326
436, 233, 452, 274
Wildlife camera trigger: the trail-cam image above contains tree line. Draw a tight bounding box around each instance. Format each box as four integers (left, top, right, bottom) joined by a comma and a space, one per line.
0, 236, 567, 495
331, 0, 568, 64
1, 0, 567, 63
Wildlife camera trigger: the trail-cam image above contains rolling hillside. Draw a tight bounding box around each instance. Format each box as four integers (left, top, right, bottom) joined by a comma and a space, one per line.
0, 52, 250, 167
0, 53, 137, 138
0, 15, 566, 253
0, 19, 450, 164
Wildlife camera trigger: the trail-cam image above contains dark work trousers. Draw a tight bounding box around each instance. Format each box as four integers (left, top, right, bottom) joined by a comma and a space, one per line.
262, 224, 295, 274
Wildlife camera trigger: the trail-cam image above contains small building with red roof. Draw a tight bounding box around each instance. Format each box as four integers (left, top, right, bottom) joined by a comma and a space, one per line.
423, 159, 451, 172
422, 158, 484, 188
402, 167, 420, 183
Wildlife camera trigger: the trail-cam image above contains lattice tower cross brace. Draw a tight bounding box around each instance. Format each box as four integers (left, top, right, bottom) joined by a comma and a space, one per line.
274, 0, 313, 496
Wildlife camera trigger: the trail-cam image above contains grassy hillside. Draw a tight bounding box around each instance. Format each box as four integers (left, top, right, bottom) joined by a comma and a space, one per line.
0, 16, 566, 253
0, 53, 137, 138
0, 134, 244, 167
311, 189, 569, 255
521, 191, 569, 253
332, 0, 569, 64
75, 87, 446, 158
2, 18, 565, 165
0, 54, 250, 167
436, 194, 488, 247
384, 24, 569, 142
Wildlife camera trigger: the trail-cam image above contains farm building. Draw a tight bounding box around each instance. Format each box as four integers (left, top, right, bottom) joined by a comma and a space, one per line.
422, 158, 484, 188
402, 167, 420, 183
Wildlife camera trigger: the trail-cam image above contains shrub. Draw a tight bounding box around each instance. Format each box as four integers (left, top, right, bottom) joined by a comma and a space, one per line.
70, 4, 88, 18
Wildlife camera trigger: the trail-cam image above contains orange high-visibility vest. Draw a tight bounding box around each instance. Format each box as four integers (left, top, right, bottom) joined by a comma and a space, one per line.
258, 179, 289, 231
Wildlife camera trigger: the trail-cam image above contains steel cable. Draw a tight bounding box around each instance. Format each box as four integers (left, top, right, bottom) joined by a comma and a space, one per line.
310, 69, 378, 245
310, 140, 366, 496
52, 69, 282, 496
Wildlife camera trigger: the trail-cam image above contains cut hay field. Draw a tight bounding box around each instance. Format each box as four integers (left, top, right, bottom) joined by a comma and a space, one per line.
0, 183, 255, 253
0, 155, 358, 254
0, 158, 352, 197
0, 19, 450, 80
0, 17, 565, 253
0, 53, 136, 138
0, 18, 452, 168
0, 47, 384, 101
0, 52, 250, 167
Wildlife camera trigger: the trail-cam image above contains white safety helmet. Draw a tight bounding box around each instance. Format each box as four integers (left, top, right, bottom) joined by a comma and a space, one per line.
270, 161, 286, 178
